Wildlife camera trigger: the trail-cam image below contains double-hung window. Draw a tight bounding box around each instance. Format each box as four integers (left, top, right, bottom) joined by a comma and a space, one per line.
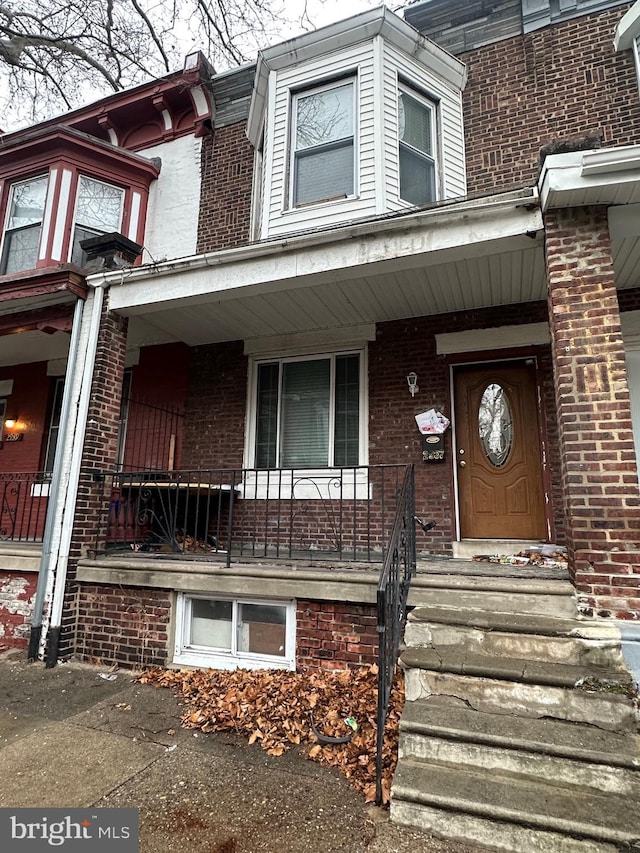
398, 84, 437, 205
291, 79, 355, 206
71, 176, 124, 266
255, 353, 361, 469
1, 176, 48, 274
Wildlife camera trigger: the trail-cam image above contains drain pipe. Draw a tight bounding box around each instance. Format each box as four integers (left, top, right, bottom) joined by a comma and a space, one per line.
40, 284, 105, 667
28, 298, 86, 661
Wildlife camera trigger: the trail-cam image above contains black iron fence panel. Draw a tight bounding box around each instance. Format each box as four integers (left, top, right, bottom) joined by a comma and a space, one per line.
118, 396, 184, 473
100, 465, 410, 565
0, 472, 50, 542
376, 464, 416, 806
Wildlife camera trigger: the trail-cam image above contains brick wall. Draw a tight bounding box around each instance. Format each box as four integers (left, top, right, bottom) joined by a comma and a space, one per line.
462, 6, 640, 195
60, 297, 129, 659
0, 570, 37, 649
296, 600, 378, 671
0, 362, 54, 473
76, 583, 378, 672
181, 341, 247, 469
196, 123, 254, 253
76, 584, 171, 667
368, 302, 563, 552
544, 206, 640, 619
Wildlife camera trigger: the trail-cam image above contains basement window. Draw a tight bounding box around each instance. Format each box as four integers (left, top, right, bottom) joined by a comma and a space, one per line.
174, 594, 296, 670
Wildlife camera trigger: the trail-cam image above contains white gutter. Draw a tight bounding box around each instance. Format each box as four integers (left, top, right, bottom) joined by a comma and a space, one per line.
39, 283, 106, 667
91, 189, 540, 292
28, 297, 85, 660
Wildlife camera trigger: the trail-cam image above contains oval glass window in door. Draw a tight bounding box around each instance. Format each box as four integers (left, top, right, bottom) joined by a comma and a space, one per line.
478, 383, 513, 467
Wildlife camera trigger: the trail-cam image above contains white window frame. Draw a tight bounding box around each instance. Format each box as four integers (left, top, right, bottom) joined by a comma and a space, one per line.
0, 175, 48, 275
397, 82, 439, 206
289, 77, 357, 209
174, 593, 296, 670
246, 348, 367, 470
69, 175, 125, 266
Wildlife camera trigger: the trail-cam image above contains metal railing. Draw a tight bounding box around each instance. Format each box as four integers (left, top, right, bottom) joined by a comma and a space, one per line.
0, 472, 50, 542
375, 463, 416, 806
100, 464, 411, 565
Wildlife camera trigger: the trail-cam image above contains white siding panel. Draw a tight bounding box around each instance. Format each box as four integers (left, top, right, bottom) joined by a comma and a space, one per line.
265, 42, 378, 238
384, 42, 466, 203
260, 35, 466, 239
141, 136, 203, 261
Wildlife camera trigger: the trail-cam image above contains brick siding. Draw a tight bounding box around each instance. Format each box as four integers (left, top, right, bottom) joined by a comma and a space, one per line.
76, 583, 379, 672
60, 297, 129, 659
76, 584, 172, 668
462, 6, 640, 195
296, 600, 378, 671
544, 206, 640, 618
196, 123, 254, 253
0, 570, 37, 649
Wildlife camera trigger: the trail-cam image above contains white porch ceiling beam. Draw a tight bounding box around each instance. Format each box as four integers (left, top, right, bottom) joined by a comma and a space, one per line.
105, 198, 543, 317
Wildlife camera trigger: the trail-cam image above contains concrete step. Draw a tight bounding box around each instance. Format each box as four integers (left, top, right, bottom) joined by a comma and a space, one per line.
400, 696, 640, 770
402, 650, 638, 730
391, 758, 640, 852
399, 699, 640, 795
405, 606, 627, 668
409, 575, 576, 617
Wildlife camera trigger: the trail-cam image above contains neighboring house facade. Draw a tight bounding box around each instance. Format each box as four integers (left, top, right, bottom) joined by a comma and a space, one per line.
1, 0, 640, 675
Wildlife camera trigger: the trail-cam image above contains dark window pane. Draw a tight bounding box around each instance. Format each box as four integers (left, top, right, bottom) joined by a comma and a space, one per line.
256, 363, 279, 469
399, 146, 436, 205
281, 359, 330, 467
334, 355, 360, 466
295, 141, 354, 205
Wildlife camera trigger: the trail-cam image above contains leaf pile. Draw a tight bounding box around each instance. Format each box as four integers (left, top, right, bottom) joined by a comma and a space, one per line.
137, 664, 404, 804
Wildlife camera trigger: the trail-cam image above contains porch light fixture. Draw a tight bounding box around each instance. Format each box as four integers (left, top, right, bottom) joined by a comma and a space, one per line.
4, 417, 17, 429
407, 372, 419, 397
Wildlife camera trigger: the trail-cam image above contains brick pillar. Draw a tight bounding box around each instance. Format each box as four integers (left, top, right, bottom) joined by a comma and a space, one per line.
57, 294, 129, 658
544, 206, 640, 619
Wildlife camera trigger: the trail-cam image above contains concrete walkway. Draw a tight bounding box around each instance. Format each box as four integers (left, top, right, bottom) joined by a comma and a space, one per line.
0, 650, 490, 853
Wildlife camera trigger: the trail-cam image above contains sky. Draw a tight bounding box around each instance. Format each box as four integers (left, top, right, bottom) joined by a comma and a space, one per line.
0, 0, 403, 131
276, 0, 398, 37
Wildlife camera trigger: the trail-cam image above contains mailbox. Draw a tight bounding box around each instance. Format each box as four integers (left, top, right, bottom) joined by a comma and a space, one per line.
422, 433, 444, 462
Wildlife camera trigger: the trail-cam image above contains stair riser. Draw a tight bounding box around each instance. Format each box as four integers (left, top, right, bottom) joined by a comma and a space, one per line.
404, 669, 637, 731
390, 798, 621, 853
409, 588, 577, 617
404, 622, 626, 668
398, 731, 640, 795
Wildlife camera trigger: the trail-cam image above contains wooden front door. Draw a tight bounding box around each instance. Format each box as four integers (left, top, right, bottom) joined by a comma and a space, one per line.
454, 361, 547, 540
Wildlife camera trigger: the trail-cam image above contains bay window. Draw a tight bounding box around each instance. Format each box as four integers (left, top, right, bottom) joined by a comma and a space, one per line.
1, 176, 48, 274
398, 84, 437, 206
254, 352, 361, 469
71, 175, 125, 266
291, 79, 355, 206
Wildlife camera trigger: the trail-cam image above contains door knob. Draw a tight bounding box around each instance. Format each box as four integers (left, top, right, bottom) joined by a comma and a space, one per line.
459, 460, 466, 467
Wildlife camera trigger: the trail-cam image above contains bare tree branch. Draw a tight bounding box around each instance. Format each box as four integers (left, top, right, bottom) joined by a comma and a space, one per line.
0, 0, 341, 129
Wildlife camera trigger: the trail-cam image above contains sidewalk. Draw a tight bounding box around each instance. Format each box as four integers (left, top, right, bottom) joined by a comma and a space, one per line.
0, 651, 489, 853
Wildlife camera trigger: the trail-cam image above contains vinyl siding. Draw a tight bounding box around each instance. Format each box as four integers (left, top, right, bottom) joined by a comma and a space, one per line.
259, 33, 466, 238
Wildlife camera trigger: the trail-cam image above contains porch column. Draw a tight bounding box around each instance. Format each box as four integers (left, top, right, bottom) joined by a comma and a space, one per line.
56, 296, 129, 659
544, 205, 640, 620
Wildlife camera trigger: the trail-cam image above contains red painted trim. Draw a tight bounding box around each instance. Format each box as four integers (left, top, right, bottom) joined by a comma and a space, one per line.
0, 266, 87, 303
0, 303, 75, 336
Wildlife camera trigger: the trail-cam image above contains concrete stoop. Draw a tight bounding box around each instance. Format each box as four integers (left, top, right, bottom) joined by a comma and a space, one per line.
391, 577, 640, 852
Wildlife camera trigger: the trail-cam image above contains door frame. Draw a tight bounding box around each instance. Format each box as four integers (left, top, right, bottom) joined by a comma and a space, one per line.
449, 352, 554, 543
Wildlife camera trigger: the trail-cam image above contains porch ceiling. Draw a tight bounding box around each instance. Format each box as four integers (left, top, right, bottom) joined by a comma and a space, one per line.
111, 191, 549, 347
126, 239, 549, 347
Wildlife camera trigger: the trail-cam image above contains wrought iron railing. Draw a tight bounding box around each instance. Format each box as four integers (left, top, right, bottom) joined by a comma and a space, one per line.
100, 465, 411, 565
0, 472, 50, 542
375, 463, 416, 806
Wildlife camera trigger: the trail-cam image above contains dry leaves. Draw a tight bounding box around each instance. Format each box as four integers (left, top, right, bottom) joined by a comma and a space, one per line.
137, 664, 404, 804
